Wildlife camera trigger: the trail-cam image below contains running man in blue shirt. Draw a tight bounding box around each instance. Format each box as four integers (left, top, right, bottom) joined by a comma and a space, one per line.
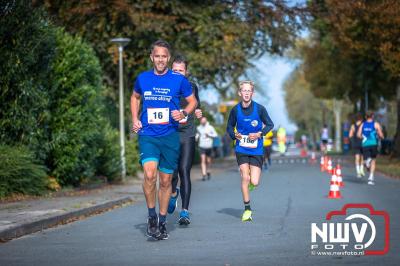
226, 80, 274, 222
131, 40, 197, 240
357, 112, 384, 185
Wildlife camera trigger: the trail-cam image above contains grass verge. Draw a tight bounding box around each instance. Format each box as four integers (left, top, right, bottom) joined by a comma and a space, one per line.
376, 156, 400, 179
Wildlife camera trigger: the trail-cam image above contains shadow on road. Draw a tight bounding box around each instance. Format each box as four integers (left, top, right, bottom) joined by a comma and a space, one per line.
343, 176, 366, 184
133, 223, 160, 242
134, 213, 180, 241
217, 208, 242, 218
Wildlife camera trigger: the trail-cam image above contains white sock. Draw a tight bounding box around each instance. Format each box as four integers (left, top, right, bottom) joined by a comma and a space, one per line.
360, 164, 364, 172
369, 174, 374, 181
356, 164, 360, 174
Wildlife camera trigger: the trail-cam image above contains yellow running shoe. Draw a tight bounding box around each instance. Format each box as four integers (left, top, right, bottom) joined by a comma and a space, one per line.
241, 210, 252, 222
360, 167, 365, 177
248, 182, 256, 192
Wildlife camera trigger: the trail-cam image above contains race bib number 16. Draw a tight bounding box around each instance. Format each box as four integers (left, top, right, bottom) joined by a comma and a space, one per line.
239, 135, 258, 148
147, 108, 169, 124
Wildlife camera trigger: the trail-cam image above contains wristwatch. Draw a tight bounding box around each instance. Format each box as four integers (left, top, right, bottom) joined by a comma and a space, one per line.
181, 110, 188, 117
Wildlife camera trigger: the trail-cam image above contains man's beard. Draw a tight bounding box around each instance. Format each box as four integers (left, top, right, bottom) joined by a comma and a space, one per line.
155, 64, 167, 73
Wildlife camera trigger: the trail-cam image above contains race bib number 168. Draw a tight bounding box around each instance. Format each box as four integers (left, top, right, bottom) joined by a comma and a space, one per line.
239, 135, 258, 148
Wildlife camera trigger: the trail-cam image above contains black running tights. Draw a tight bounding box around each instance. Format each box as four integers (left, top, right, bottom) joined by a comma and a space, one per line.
171, 136, 195, 210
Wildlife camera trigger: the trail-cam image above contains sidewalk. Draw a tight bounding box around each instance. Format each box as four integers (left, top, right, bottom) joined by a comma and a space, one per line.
0, 158, 233, 242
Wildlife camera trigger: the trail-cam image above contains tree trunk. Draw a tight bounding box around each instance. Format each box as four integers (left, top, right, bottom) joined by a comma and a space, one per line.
333, 99, 342, 152
392, 85, 400, 158
310, 128, 315, 150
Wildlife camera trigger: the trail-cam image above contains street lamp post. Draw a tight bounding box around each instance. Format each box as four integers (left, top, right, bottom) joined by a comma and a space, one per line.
111, 37, 130, 181
365, 86, 369, 113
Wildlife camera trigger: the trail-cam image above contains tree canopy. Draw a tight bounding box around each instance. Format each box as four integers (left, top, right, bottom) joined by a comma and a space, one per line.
34, 0, 302, 95
299, 0, 400, 156
302, 0, 398, 109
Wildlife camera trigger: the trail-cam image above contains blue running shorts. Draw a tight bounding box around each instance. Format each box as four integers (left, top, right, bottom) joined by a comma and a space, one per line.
138, 131, 180, 174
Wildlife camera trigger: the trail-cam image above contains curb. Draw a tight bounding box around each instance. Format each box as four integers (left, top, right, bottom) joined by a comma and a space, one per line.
0, 196, 133, 242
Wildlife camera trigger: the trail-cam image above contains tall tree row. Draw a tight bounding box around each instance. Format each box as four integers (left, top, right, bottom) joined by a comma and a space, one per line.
0, 1, 121, 197
298, 0, 400, 157
35, 0, 301, 91
33, 0, 303, 129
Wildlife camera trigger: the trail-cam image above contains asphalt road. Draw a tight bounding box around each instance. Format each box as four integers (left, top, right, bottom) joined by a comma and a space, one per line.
0, 158, 399, 266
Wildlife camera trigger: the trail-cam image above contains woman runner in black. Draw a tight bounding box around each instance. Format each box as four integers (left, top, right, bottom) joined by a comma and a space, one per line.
167, 55, 202, 225
349, 113, 365, 178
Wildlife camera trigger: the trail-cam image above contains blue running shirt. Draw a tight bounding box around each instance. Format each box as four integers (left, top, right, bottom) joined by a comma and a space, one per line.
235, 102, 264, 155
361, 121, 378, 147
134, 69, 193, 136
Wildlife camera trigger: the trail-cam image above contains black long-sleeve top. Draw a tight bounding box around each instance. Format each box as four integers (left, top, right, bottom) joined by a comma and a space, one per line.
178, 81, 201, 139
226, 101, 274, 140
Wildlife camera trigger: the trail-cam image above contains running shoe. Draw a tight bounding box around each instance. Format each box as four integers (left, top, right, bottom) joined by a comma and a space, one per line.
207, 172, 211, 180
146, 216, 160, 239
357, 173, 362, 179
167, 188, 179, 214
248, 182, 256, 192
241, 210, 252, 222
158, 222, 169, 240
368, 179, 375, 185
360, 168, 366, 177
202, 175, 206, 181
178, 210, 191, 225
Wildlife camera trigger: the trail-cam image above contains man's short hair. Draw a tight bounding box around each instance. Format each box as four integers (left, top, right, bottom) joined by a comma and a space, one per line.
150, 39, 171, 53
366, 111, 374, 119
239, 80, 255, 91
172, 54, 188, 69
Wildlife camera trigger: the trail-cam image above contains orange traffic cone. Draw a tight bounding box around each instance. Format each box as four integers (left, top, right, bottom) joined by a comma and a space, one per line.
327, 158, 333, 175
310, 151, 317, 164
330, 168, 338, 185
320, 156, 325, 172
328, 183, 342, 199
336, 164, 344, 187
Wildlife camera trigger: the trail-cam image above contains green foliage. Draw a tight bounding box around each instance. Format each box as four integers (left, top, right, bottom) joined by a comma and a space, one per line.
284, 67, 329, 141
0, 1, 56, 161
126, 136, 140, 177
47, 29, 122, 186
302, 39, 395, 107
0, 2, 131, 188
38, 0, 301, 92
0, 145, 48, 198
284, 66, 352, 144
36, 0, 302, 141
305, 0, 397, 107
94, 126, 122, 182
307, 0, 400, 157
